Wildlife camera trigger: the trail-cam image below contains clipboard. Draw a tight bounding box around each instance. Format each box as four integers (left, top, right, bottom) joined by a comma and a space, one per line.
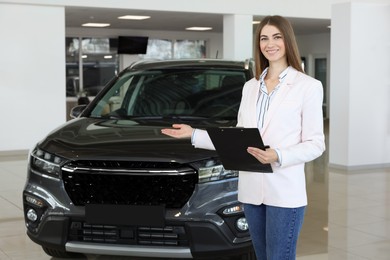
207, 127, 273, 173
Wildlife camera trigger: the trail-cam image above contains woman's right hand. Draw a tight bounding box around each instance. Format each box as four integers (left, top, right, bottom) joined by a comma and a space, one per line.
161, 124, 193, 138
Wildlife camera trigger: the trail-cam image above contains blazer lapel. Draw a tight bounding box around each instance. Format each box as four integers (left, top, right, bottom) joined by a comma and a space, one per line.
248, 80, 261, 127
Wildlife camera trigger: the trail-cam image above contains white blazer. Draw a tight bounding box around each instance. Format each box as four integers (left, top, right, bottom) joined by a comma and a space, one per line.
193, 67, 325, 208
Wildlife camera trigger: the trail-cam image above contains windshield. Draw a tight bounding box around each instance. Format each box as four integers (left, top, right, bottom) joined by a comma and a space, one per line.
89, 68, 247, 120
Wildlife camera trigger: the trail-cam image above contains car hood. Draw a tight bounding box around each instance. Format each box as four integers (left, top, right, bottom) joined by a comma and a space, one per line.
38, 117, 224, 164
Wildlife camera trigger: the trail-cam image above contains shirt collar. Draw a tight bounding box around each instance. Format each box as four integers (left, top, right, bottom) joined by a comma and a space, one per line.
260, 66, 290, 83
259, 66, 290, 94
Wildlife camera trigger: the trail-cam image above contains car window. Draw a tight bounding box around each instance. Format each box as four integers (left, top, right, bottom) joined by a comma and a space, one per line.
89, 69, 247, 119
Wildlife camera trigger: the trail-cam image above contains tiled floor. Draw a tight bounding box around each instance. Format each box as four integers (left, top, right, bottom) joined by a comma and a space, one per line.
1, 142, 390, 259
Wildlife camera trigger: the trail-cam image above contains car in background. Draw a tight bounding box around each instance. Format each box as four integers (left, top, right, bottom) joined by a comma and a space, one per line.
23, 59, 256, 259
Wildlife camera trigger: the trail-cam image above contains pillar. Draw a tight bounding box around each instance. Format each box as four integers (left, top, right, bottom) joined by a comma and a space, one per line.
223, 14, 253, 60
329, 2, 390, 169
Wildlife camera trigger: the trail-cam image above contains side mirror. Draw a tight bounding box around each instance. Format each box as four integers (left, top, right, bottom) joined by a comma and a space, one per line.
70, 105, 87, 119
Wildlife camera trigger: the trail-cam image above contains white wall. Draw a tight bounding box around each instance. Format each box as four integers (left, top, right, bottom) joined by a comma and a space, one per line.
0, 4, 66, 151
329, 2, 390, 169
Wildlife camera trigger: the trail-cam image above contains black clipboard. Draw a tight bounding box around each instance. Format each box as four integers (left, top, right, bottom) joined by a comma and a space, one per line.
207, 127, 273, 173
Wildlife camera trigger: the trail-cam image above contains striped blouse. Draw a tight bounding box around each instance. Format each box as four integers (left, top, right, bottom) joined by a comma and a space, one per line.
257, 66, 289, 129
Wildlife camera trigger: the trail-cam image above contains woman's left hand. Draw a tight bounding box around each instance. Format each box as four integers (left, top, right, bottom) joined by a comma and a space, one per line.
247, 147, 279, 164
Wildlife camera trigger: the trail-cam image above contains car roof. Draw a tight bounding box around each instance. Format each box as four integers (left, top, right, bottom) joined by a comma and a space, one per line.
124, 59, 253, 72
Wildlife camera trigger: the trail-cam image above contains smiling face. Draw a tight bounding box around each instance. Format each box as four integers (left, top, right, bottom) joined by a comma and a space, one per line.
259, 24, 287, 65
253, 15, 303, 79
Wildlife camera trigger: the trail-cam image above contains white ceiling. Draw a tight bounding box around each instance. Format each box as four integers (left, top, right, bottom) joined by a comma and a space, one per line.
65, 7, 331, 35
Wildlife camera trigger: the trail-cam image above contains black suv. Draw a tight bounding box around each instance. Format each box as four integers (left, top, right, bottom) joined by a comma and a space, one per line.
23, 59, 256, 259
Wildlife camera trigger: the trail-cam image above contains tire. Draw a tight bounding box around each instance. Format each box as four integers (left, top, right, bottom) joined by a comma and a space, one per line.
42, 246, 86, 258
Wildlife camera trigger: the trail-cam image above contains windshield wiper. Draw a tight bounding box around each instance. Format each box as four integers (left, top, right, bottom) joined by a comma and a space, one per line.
90, 114, 126, 120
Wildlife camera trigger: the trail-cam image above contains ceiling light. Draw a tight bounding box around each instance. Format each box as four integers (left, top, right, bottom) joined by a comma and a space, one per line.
82, 23, 110, 27
186, 27, 212, 31
118, 15, 150, 20
252, 21, 261, 24
104, 55, 113, 59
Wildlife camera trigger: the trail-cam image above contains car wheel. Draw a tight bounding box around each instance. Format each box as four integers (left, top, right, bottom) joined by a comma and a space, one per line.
42, 246, 86, 258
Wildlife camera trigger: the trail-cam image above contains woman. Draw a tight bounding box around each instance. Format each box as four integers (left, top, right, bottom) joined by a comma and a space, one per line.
161, 15, 325, 260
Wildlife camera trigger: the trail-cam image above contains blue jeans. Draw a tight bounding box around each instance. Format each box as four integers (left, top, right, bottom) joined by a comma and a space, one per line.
243, 203, 306, 260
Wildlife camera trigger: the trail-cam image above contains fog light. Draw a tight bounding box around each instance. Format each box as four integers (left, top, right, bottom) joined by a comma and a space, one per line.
236, 217, 249, 231
27, 208, 38, 222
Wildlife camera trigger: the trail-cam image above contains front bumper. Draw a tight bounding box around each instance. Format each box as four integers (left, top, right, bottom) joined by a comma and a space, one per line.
26, 214, 252, 258
23, 165, 252, 258
66, 242, 192, 258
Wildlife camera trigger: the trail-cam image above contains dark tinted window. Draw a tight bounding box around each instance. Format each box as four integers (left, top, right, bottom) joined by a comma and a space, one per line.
90, 69, 247, 119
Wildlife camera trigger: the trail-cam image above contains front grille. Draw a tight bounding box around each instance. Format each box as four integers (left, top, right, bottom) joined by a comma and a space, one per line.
62, 160, 197, 209
69, 221, 188, 246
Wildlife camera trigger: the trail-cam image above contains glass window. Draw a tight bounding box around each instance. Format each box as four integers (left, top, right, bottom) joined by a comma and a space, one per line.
90, 69, 246, 119
140, 39, 206, 60
65, 38, 207, 97
65, 37, 118, 97
174, 40, 206, 59
141, 39, 172, 60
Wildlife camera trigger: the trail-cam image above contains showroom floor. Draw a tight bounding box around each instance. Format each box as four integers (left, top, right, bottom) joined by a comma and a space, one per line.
1, 132, 390, 259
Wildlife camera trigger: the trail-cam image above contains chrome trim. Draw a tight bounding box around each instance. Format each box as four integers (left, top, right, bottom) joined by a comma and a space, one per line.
62, 165, 196, 176
244, 59, 250, 70
244, 58, 255, 74
30, 169, 61, 182
66, 242, 193, 258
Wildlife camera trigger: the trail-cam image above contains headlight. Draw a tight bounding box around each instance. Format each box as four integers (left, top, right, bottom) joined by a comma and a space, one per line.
30, 148, 66, 178
193, 160, 238, 183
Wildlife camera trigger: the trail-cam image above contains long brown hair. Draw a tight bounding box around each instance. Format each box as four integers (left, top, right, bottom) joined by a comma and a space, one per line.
254, 15, 303, 80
